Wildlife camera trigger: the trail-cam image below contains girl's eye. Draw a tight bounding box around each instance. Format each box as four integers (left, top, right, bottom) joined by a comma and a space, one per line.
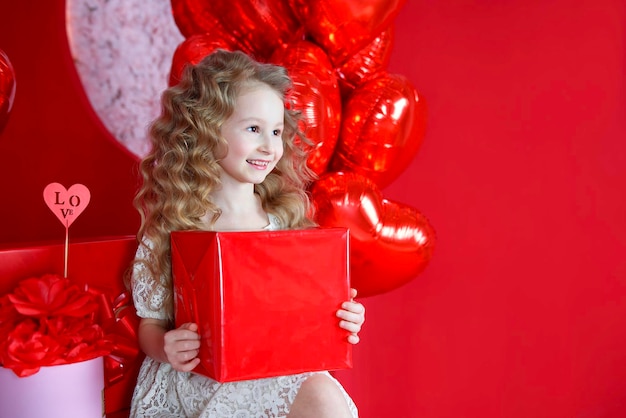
272, 129, 281, 136
247, 126, 259, 133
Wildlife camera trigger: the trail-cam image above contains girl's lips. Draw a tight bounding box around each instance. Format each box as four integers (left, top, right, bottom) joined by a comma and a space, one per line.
247, 159, 270, 169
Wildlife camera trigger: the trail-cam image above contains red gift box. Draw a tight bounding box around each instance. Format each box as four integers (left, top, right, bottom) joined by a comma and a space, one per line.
171, 227, 352, 383
0, 236, 142, 417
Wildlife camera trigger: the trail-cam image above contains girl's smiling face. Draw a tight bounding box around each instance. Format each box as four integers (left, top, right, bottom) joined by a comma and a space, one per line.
218, 82, 285, 188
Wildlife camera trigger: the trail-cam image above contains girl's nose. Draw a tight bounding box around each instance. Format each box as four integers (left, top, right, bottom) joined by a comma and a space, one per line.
258, 133, 273, 153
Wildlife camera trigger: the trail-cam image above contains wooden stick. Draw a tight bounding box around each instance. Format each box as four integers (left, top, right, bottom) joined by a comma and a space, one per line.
64, 224, 69, 278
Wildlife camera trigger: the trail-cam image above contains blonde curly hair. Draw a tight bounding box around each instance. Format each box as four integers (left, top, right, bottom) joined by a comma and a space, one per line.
132, 49, 316, 320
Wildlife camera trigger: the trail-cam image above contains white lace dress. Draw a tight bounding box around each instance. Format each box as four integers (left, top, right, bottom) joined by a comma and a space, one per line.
129, 214, 358, 417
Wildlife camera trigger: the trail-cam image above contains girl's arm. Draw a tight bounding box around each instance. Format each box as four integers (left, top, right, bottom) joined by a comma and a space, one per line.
336, 288, 366, 344
138, 318, 201, 372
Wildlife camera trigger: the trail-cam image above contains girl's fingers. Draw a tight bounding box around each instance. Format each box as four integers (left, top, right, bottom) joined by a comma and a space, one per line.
347, 333, 360, 345
338, 301, 365, 327
339, 319, 362, 333
164, 328, 201, 367
183, 349, 200, 362
179, 322, 199, 332
170, 346, 201, 369
173, 356, 200, 372
341, 301, 365, 314
165, 334, 197, 351
337, 309, 364, 325
337, 297, 365, 343
164, 326, 201, 345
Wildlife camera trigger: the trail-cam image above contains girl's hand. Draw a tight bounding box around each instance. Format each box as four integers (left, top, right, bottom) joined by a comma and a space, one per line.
163, 322, 201, 372
336, 288, 366, 344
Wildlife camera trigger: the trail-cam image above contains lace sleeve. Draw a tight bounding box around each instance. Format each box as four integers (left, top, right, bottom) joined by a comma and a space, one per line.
131, 239, 169, 320
267, 213, 282, 230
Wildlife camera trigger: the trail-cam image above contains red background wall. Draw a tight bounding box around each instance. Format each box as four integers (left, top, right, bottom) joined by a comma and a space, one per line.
336, 1, 626, 417
0, 2, 139, 245
1, 1, 625, 418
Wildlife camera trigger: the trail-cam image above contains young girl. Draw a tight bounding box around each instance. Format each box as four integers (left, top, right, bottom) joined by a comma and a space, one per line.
129, 49, 365, 417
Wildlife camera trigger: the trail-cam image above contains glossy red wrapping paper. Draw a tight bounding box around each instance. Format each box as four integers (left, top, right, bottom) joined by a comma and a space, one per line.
171, 227, 352, 383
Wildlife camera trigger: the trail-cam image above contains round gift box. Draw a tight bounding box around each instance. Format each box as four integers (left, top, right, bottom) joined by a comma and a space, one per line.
0, 357, 104, 418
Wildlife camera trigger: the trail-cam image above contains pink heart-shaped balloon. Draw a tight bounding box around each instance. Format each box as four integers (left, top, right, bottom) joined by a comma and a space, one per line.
310, 171, 435, 297
330, 72, 427, 189
0, 49, 17, 134
289, 0, 406, 66
272, 40, 342, 175
43, 183, 91, 228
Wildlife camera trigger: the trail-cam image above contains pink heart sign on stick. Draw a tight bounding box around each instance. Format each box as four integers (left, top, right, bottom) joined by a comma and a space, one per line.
43, 183, 91, 228
43, 182, 91, 278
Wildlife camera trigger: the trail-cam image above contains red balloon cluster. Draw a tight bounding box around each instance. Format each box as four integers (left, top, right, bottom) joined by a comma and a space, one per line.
311, 172, 435, 297
170, 0, 435, 297
0, 49, 16, 134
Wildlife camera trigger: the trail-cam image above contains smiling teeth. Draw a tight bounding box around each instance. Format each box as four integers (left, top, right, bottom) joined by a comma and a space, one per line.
247, 160, 269, 167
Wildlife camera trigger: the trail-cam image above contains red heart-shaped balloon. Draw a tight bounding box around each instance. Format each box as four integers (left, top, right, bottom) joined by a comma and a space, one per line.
0, 49, 16, 134
289, 0, 406, 66
330, 72, 427, 189
335, 27, 394, 97
272, 40, 342, 175
311, 172, 435, 297
171, 0, 233, 42
169, 33, 239, 86
172, 0, 301, 61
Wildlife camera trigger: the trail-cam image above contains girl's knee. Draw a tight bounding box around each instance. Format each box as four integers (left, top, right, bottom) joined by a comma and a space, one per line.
301, 374, 341, 398
289, 374, 352, 418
